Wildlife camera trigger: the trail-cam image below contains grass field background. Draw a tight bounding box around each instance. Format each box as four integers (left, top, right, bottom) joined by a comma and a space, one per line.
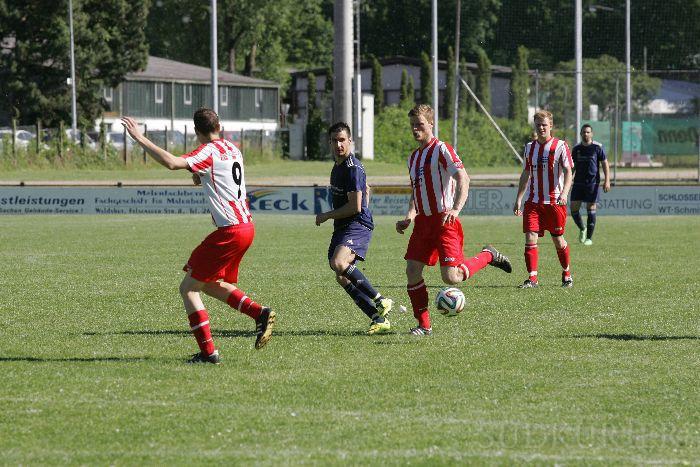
1, 214, 698, 464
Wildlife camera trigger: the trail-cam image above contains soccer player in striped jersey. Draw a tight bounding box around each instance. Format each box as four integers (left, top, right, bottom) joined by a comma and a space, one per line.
315, 122, 393, 335
513, 110, 574, 288
396, 105, 512, 337
121, 108, 275, 364
570, 124, 611, 245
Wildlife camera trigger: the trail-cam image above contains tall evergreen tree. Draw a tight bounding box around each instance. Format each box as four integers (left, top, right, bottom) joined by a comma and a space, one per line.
407, 76, 416, 107
400, 69, 409, 104
371, 55, 384, 114
509, 46, 530, 123
305, 72, 324, 160
420, 52, 432, 105
445, 46, 456, 121
476, 48, 492, 113
458, 60, 470, 118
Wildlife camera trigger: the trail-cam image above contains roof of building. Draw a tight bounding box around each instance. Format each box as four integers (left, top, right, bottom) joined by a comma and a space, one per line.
127, 56, 278, 88
656, 79, 700, 102
289, 55, 513, 77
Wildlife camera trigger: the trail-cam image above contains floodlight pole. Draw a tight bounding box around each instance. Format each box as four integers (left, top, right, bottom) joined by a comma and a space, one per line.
210, 0, 218, 114
431, 0, 438, 137
451, 0, 461, 147
68, 0, 77, 141
625, 0, 631, 121
354, 0, 362, 143
575, 0, 582, 142
333, 0, 353, 125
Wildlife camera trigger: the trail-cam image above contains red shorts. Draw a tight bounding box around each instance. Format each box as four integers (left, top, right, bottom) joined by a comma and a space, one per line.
183, 223, 255, 283
404, 214, 464, 267
523, 202, 567, 237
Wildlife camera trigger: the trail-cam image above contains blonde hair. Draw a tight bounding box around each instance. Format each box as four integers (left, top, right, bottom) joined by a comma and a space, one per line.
408, 104, 434, 125
533, 110, 554, 126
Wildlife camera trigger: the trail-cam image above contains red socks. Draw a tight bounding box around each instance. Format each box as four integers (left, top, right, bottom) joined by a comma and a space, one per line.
188, 310, 215, 356
459, 250, 492, 280
226, 288, 262, 320
407, 280, 430, 329
525, 243, 538, 282
557, 243, 571, 278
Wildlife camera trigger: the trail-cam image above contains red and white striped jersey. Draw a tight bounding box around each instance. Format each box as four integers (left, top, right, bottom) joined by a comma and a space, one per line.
522, 137, 573, 205
408, 137, 464, 216
184, 139, 253, 227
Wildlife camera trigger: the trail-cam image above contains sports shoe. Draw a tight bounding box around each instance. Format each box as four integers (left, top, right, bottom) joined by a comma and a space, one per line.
409, 326, 432, 336
375, 297, 393, 318
561, 275, 573, 288
255, 307, 276, 349
187, 349, 221, 365
583, 238, 593, 246
368, 319, 391, 335
482, 245, 512, 273
579, 227, 587, 243
518, 279, 539, 288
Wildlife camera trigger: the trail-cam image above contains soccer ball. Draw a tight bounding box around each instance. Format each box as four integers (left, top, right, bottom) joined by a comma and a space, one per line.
435, 287, 466, 317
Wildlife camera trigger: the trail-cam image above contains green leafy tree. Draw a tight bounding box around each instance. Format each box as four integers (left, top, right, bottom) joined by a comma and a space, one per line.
0, 0, 148, 127
420, 51, 432, 105
542, 55, 661, 126
459, 60, 475, 116
476, 48, 492, 113
445, 46, 456, 121
371, 56, 384, 114
509, 46, 529, 123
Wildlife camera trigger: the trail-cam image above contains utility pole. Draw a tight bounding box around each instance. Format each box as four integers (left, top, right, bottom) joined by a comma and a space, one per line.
625, 0, 631, 121
334, 0, 353, 125
431, 0, 438, 137
68, 0, 77, 141
354, 0, 362, 146
451, 0, 461, 147
575, 0, 582, 142
210, 0, 218, 114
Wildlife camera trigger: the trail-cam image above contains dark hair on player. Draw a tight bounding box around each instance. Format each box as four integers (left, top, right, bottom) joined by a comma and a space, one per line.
580, 124, 593, 132
193, 108, 220, 135
328, 121, 352, 138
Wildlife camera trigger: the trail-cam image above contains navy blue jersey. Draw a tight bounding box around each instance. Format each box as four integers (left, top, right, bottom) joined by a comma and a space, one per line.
330, 154, 374, 231
572, 141, 607, 185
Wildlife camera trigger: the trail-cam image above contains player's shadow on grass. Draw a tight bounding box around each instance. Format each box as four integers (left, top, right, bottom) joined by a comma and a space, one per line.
84, 329, 366, 338
0, 356, 152, 363
570, 333, 700, 341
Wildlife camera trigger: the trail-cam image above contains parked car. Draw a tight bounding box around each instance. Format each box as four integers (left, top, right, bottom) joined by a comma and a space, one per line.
0, 129, 36, 148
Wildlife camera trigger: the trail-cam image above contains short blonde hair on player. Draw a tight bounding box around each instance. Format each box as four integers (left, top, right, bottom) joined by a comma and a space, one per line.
533, 110, 554, 126
408, 104, 435, 125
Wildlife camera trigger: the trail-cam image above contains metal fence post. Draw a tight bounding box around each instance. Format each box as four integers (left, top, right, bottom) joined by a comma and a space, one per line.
164, 125, 168, 152
143, 123, 148, 163
122, 125, 127, 164
36, 120, 41, 153
58, 120, 64, 160
184, 125, 188, 153
11, 118, 16, 162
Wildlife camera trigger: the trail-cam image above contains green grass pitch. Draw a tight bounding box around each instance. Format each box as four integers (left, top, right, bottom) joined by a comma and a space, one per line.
1, 214, 698, 464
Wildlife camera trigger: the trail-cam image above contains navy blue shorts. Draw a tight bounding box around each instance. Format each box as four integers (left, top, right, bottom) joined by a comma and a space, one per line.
328, 222, 373, 262
571, 184, 599, 203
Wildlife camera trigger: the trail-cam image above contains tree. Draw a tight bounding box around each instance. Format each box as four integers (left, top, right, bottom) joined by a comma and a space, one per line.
0, 0, 148, 126
458, 60, 471, 118
476, 48, 492, 113
305, 73, 325, 160
407, 76, 416, 107
420, 52, 432, 105
371, 56, 384, 114
509, 46, 530, 123
542, 55, 661, 127
146, 0, 332, 92
445, 46, 456, 121
400, 69, 409, 104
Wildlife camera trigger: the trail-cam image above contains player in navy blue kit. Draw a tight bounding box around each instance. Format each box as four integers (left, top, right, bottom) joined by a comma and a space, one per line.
570, 124, 611, 246
315, 122, 393, 335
